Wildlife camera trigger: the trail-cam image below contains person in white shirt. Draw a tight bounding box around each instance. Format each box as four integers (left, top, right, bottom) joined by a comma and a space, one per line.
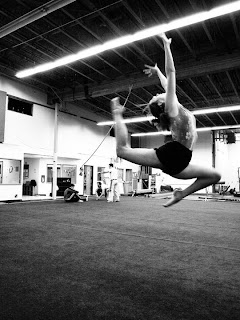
107, 163, 120, 203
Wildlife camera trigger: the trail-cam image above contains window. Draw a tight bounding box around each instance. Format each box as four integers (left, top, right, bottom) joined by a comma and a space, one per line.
62, 165, 76, 184
97, 167, 105, 181
47, 164, 76, 184
0, 159, 21, 184
141, 165, 152, 178
8, 97, 33, 116
24, 164, 29, 179
47, 165, 61, 183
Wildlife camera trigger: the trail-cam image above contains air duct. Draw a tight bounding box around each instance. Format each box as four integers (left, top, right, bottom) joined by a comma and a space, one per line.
0, 0, 76, 39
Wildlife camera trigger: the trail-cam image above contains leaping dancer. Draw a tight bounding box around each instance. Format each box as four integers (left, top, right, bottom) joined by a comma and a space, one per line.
111, 33, 221, 207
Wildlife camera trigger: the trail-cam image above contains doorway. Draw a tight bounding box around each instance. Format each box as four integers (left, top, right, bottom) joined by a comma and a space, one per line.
0, 161, 2, 184
84, 165, 93, 195
125, 169, 133, 193
238, 167, 240, 192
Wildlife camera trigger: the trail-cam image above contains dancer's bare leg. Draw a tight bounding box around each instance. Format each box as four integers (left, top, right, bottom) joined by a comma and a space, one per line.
163, 164, 221, 207
111, 98, 129, 153
111, 97, 163, 168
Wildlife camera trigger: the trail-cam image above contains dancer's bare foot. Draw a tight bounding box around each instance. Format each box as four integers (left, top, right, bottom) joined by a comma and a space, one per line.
111, 97, 125, 115
163, 189, 183, 207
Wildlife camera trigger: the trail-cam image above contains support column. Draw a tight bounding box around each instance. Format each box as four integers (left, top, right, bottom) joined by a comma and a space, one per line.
212, 130, 216, 193
0, 91, 7, 143
52, 102, 59, 200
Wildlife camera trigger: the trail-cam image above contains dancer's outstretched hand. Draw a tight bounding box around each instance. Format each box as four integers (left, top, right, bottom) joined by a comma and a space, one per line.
159, 32, 172, 44
143, 63, 159, 77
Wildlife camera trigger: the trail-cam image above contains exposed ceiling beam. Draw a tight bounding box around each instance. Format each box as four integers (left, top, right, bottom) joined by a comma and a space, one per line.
15, 0, 240, 78
188, 0, 216, 48
83, 0, 153, 65
61, 9, 123, 76
230, 13, 240, 43
206, 75, 223, 101
226, 71, 240, 99
62, 52, 240, 101
0, 7, 96, 83
187, 78, 216, 125
154, 0, 196, 57
12, 1, 110, 81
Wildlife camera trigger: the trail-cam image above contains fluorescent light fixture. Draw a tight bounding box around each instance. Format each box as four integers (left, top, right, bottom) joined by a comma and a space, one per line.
131, 131, 171, 137
131, 124, 240, 137
97, 105, 240, 126
192, 105, 240, 115
197, 124, 240, 132
132, 131, 172, 137
16, 0, 240, 78
97, 120, 115, 126
97, 115, 155, 126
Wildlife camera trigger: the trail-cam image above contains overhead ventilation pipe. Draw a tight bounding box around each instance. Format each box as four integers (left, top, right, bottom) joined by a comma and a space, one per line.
0, 0, 76, 39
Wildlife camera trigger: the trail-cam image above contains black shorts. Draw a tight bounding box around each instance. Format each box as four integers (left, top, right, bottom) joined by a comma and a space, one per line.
155, 141, 192, 175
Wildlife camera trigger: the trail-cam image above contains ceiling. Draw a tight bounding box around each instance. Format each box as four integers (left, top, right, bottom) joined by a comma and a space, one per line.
1, 0, 240, 133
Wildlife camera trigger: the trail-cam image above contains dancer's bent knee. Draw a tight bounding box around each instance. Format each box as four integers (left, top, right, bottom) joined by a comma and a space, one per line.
116, 145, 131, 159
116, 145, 127, 155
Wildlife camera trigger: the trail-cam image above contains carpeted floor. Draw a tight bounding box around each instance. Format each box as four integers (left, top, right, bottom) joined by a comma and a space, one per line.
0, 197, 240, 320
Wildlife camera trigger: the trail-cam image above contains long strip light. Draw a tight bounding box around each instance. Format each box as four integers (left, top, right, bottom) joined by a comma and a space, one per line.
131, 124, 240, 137
97, 116, 155, 126
16, 0, 240, 78
192, 105, 240, 115
97, 105, 240, 126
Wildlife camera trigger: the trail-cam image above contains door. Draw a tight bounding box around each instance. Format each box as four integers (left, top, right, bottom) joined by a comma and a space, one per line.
238, 167, 240, 192
0, 161, 2, 184
125, 169, 133, 193
84, 165, 93, 195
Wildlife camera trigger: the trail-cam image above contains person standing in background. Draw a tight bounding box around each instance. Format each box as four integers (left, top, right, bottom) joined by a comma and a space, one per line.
106, 163, 120, 203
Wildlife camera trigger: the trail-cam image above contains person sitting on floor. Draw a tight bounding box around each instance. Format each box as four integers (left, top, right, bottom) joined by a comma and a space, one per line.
95, 181, 104, 200
64, 184, 83, 202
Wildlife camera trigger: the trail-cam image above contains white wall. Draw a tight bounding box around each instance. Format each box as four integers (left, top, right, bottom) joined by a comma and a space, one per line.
2, 75, 239, 199
215, 138, 240, 191
0, 143, 23, 201
5, 104, 55, 156
0, 75, 48, 106
57, 111, 116, 159
4, 102, 122, 196
0, 76, 140, 200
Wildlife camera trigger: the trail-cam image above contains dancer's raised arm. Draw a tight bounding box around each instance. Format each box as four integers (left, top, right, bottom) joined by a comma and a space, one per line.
143, 63, 167, 91
159, 33, 178, 117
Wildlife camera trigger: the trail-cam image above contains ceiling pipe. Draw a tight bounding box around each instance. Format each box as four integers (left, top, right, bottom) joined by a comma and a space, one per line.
0, 0, 76, 39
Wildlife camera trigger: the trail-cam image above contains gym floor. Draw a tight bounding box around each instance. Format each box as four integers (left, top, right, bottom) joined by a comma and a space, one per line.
1, 196, 239, 320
